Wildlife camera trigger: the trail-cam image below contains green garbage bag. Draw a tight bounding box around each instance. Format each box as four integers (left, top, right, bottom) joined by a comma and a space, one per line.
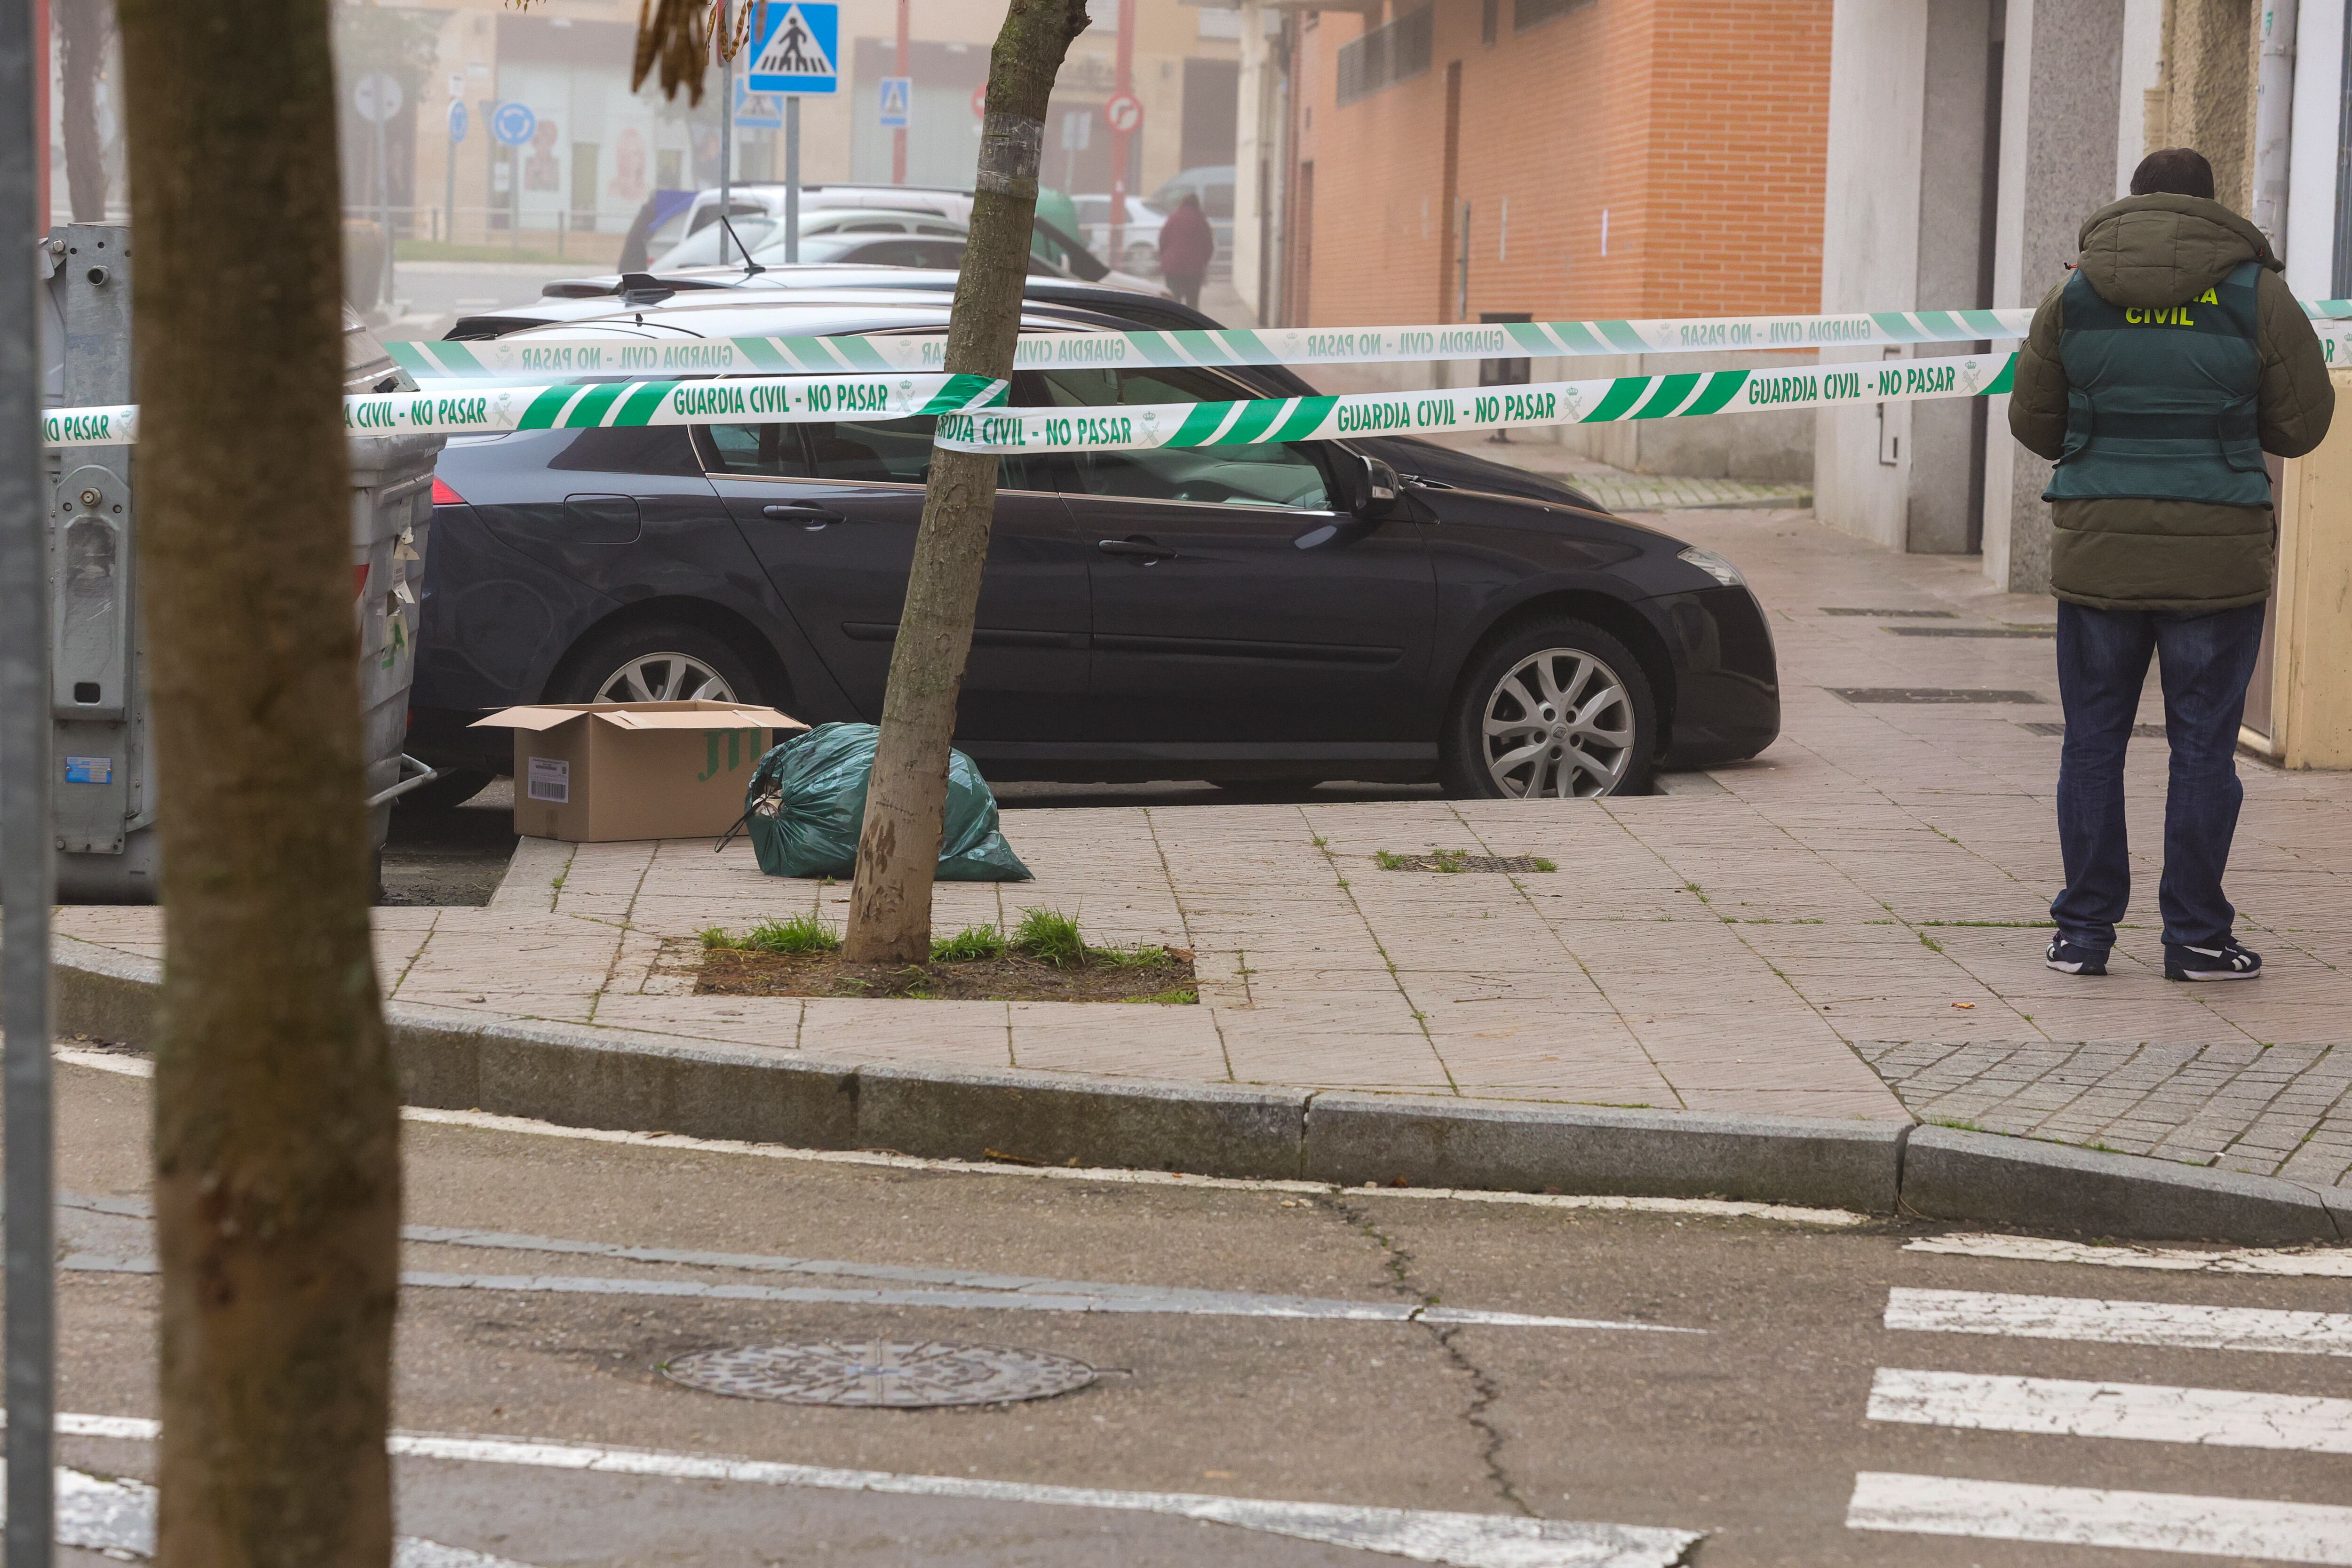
742, 722, 1032, 882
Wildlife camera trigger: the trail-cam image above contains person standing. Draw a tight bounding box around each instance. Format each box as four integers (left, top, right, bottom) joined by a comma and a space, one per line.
2011, 147, 2334, 982
1158, 191, 1214, 310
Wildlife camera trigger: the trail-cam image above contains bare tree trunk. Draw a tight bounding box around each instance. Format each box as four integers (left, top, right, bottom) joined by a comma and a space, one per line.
115, 2, 401, 1565
842, 0, 1090, 964
57, 0, 111, 221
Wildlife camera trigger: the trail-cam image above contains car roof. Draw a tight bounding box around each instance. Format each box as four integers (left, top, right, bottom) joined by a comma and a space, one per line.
453, 289, 1179, 344
464, 271, 1207, 336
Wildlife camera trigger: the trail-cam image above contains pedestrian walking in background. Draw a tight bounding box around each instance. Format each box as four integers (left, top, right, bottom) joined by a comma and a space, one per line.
1158, 192, 1214, 310
2010, 147, 2334, 983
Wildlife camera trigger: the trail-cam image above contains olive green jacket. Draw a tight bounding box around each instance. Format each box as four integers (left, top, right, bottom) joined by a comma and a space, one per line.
2009, 193, 2335, 613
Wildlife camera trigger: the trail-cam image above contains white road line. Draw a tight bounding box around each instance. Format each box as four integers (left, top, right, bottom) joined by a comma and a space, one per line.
1885, 1288, 2352, 1356
54, 1045, 1861, 1225
1907, 1233, 2352, 1277
39, 1411, 1699, 1568
1846, 1472, 2352, 1564
1867, 1368, 2352, 1454
0, 1459, 533, 1566
57, 1247, 1692, 1333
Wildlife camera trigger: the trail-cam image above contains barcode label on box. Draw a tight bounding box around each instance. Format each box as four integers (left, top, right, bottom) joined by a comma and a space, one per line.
526, 756, 570, 803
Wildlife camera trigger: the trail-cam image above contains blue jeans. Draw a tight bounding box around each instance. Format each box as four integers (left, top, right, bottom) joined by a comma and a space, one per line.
2051, 599, 2266, 952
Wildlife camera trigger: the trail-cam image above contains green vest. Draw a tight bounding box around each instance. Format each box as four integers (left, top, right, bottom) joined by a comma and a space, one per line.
2043, 260, 2269, 508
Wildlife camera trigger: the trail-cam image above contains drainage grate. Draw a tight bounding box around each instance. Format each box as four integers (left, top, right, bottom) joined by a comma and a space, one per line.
1829, 688, 2047, 705
1820, 607, 1958, 618
1377, 851, 1555, 874
1884, 625, 2055, 639
2018, 721, 2167, 740
662, 1340, 1098, 1408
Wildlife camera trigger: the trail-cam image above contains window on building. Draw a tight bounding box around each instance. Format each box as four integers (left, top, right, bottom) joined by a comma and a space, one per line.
1335, 6, 1434, 107
1482, 0, 1499, 45
1514, 0, 1595, 32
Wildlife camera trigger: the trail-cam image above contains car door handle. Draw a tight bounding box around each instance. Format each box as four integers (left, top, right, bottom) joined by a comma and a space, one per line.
763, 502, 851, 527
1097, 537, 1178, 563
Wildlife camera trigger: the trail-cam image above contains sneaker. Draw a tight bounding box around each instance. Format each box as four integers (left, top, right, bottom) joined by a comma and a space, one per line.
2046, 938, 2108, 976
2165, 940, 2262, 981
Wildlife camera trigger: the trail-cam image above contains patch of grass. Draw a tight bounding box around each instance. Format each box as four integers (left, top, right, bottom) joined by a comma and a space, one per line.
1012, 907, 1087, 968
931, 924, 1009, 963
1526, 856, 1557, 873
1919, 933, 1945, 954
1097, 943, 1171, 970
1123, 987, 1198, 1005
1929, 1116, 1983, 1132
1375, 849, 1410, 870
706, 912, 842, 955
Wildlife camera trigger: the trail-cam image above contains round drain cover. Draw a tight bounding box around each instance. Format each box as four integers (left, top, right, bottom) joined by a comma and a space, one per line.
661, 1339, 1097, 1409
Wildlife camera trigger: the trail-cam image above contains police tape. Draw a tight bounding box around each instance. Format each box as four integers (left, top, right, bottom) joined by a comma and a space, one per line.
932, 350, 2017, 454
382, 298, 2352, 382
40, 371, 1009, 449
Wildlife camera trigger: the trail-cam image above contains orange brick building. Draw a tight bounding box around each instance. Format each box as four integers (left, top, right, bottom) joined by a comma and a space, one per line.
1283, 0, 1833, 327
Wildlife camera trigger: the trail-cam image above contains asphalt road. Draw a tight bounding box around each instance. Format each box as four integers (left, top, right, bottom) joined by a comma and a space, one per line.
39, 1053, 2352, 1567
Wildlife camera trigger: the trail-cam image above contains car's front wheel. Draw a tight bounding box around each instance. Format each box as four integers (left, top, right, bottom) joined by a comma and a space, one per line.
1442, 619, 1655, 799
548, 620, 761, 707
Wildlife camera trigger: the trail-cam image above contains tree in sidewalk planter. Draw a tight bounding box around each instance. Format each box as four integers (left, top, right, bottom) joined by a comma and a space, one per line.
115, 1, 400, 1564
841, 0, 1092, 965
614, 0, 1090, 962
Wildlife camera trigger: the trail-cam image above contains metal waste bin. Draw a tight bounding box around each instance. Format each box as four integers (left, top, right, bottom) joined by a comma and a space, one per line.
34, 224, 444, 902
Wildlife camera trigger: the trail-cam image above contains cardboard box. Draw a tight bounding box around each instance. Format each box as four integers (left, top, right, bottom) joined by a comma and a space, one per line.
472, 700, 807, 843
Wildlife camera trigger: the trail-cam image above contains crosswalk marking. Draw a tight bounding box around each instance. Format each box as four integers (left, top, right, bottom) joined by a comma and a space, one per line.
1868, 1368, 2352, 1453
1846, 1472, 2352, 1563
1885, 1287, 2352, 1356
1907, 1234, 2352, 1277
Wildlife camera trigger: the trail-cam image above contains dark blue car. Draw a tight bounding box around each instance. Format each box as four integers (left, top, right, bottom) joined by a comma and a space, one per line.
407, 279, 1778, 804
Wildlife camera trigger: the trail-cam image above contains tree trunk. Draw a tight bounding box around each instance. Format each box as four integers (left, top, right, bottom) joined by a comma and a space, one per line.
114, 2, 401, 1565
842, 0, 1090, 964
57, 0, 111, 221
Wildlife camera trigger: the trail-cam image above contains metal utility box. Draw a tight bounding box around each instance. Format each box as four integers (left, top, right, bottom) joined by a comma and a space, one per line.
35, 224, 444, 901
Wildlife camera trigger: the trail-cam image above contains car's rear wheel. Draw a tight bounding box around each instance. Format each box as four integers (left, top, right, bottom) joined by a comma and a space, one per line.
1442, 619, 1655, 799
548, 620, 762, 707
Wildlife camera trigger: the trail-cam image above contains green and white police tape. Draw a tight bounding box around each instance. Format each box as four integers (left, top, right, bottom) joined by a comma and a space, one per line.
383, 298, 2352, 383
39, 371, 1008, 449
933, 350, 2018, 453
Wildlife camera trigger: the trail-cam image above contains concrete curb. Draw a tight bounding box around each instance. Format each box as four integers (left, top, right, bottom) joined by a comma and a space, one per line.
50, 938, 2348, 1243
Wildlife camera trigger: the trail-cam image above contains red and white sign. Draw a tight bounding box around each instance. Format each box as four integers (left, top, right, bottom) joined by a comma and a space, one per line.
1102, 91, 1143, 135
970, 82, 987, 119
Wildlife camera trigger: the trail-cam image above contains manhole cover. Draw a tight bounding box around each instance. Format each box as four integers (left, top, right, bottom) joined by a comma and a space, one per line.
2019, 721, 2166, 740
662, 1340, 1097, 1408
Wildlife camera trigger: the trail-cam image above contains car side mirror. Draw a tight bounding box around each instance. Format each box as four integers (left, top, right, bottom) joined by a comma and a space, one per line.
1349, 454, 1405, 520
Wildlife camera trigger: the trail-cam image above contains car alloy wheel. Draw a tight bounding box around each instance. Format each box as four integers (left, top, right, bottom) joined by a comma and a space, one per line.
1479, 647, 1636, 798
595, 652, 739, 704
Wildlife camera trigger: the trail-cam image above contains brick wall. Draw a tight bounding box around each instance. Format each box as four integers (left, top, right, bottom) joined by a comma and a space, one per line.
1294, 0, 1831, 326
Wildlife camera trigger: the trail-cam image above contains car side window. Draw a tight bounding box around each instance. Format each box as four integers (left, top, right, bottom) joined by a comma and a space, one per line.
703, 422, 810, 478
1036, 367, 1331, 511
702, 410, 1041, 493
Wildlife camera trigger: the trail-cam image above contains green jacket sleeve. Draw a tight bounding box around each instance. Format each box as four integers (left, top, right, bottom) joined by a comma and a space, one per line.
2007, 279, 2069, 460
2255, 268, 2336, 458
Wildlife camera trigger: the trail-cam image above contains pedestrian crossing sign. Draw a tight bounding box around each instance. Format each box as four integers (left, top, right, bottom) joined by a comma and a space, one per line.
747, 2, 838, 96
878, 75, 911, 129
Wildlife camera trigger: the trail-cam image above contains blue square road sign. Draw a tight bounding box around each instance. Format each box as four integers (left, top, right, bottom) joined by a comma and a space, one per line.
878, 75, 911, 129
746, 2, 838, 96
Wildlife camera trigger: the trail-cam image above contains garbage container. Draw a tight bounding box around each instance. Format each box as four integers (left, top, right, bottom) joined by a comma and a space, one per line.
35, 225, 444, 901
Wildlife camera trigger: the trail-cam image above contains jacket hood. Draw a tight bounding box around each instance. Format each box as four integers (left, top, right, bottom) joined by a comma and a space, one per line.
2074, 193, 2280, 308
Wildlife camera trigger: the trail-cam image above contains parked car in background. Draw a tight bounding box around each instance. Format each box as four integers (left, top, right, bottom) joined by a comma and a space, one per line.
1146, 166, 1233, 275
652, 207, 968, 271
405, 287, 1780, 807
1072, 194, 1166, 275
